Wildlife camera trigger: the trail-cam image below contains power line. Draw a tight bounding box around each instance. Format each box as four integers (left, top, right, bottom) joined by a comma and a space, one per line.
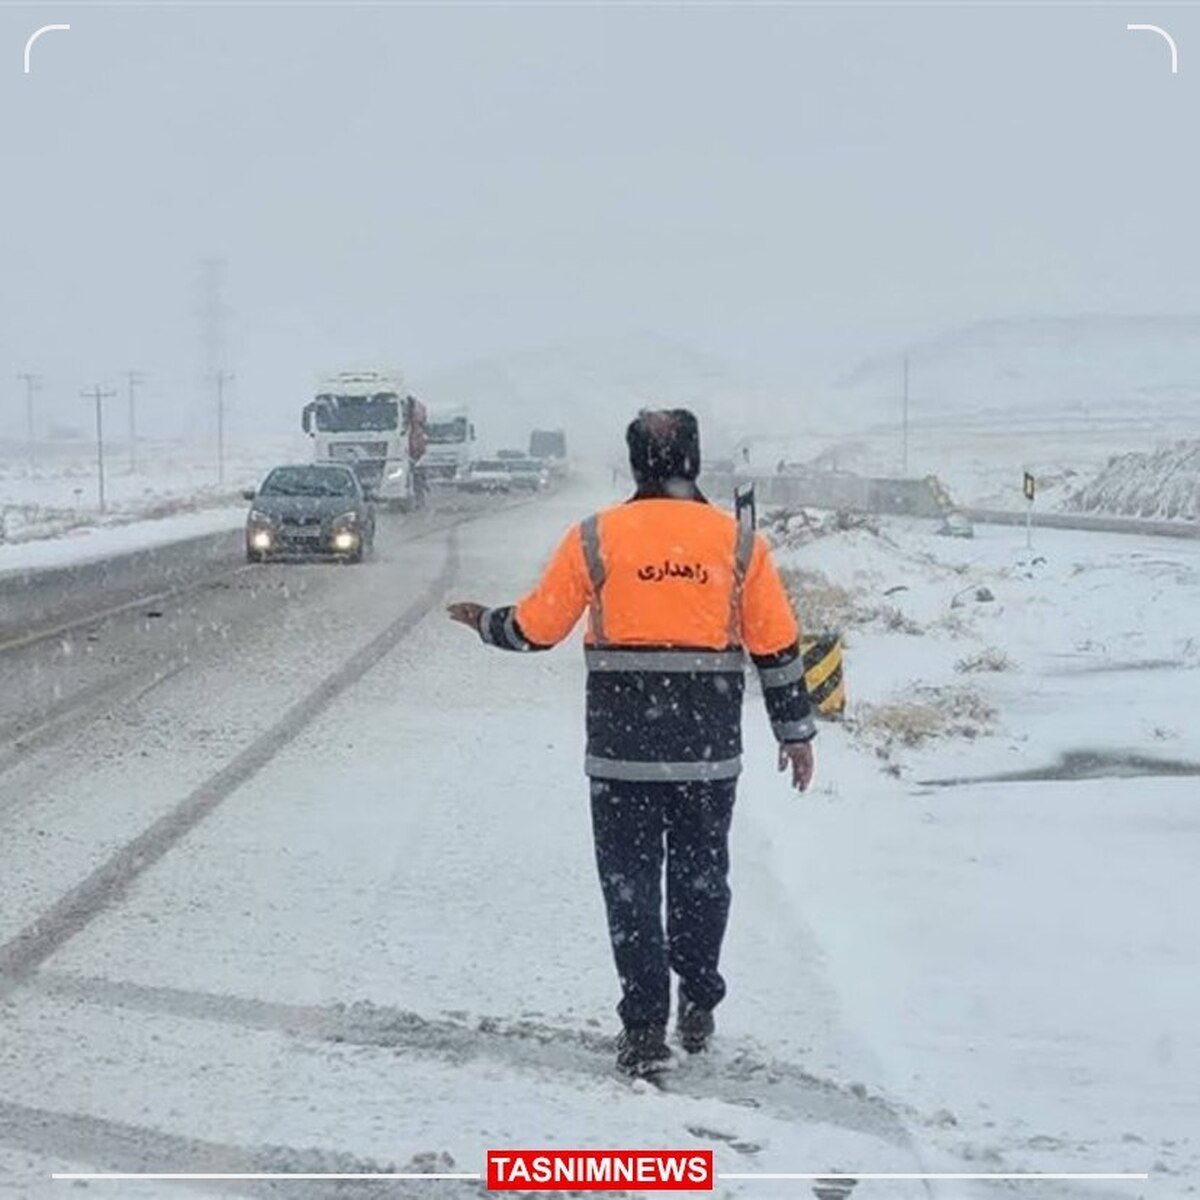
81, 385, 117, 513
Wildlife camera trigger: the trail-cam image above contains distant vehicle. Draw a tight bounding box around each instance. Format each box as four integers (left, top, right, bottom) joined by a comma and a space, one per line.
244, 463, 375, 563
501, 456, 551, 492
422, 408, 475, 482
938, 510, 975, 539
529, 429, 567, 460
301, 370, 428, 511
459, 459, 514, 494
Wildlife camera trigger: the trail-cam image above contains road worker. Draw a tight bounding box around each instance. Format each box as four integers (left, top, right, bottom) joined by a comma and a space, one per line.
448, 409, 817, 1077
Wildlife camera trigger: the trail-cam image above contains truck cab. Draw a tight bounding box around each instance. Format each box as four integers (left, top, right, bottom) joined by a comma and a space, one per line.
422, 408, 475, 482
302, 370, 428, 510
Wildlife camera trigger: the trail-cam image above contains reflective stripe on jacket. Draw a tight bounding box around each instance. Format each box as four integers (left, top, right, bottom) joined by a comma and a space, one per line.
479, 496, 816, 781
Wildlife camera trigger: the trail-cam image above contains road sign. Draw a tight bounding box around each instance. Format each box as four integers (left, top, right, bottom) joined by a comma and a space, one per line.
735, 482, 756, 531
1022, 472, 1036, 548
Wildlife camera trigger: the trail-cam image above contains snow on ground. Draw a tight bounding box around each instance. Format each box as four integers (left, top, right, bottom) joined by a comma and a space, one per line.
744, 415, 1188, 517
738, 315, 1200, 514
0, 486, 932, 1199
0, 434, 303, 551
758, 507, 1199, 1190
1065, 440, 1200, 524
0, 484, 1191, 1197
0, 505, 246, 577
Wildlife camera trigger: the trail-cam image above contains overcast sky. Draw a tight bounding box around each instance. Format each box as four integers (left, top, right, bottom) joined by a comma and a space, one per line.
3, 2, 1200, 436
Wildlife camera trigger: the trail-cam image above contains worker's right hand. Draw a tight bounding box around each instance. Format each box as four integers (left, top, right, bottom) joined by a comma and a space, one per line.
778, 741, 815, 792
446, 601, 487, 631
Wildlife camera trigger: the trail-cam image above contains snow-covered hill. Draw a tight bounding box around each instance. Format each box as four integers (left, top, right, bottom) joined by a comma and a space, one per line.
1066, 439, 1200, 522
844, 314, 1200, 417
418, 333, 784, 463
837, 314, 1200, 428
738, 315, 1200, 510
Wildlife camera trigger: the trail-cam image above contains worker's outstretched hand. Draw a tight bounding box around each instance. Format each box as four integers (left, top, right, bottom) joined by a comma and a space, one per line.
447, 601, 487, 631
778, 741, 815, 792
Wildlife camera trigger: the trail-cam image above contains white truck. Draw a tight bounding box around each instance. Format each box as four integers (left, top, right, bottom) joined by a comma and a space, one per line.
301, 370, 429, 511
421, 407, 475, 483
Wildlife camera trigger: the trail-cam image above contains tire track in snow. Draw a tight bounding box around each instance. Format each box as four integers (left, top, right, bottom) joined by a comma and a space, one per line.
0, 1100, 480, 1200
0, 498, 529, 783
0, 659, 189, 786
24, 970, 911, 1148
0, 1090, 1131, 1200
0, 494, 499, 657
0, 529, 460, 990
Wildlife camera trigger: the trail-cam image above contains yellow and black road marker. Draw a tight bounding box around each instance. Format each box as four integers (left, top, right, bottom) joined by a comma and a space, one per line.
801, 633, 845, 718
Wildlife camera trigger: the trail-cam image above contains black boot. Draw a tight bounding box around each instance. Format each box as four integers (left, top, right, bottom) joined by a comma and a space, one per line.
676, 996, 715, 1054
616, 1026, 672, 1077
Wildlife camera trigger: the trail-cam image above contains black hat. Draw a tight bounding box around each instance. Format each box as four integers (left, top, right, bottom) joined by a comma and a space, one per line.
626, 409, 701, 483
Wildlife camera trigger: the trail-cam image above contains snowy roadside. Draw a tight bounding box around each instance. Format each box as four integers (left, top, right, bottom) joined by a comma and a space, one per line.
0, 487, 1187, 1198
0, 505, 246, 578
749, 414, 1200, 526
754, 508, 1199, 1191
0, 436, 300, 570
0, 487, 934, 1199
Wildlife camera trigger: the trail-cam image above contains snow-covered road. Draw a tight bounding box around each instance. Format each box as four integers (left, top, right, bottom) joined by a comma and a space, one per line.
0, 483, 1188, 1199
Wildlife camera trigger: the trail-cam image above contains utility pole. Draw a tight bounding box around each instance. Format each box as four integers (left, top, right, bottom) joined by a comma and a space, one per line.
125, 370, 145, 473
212, 370, 234, 485
17, 372, 41, 473
901, 355, 910, 478
82, 385, 116, 513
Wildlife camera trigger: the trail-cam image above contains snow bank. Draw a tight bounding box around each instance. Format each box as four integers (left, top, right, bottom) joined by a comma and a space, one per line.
757, 513, 1200, 1185
734, 316, 1200, 513
1066, 439, 1200, 522
0, 435, 302, 547
0, 507, 245, 577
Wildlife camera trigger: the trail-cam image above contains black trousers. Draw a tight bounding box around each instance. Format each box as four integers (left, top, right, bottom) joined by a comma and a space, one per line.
589, 777, 737, 1030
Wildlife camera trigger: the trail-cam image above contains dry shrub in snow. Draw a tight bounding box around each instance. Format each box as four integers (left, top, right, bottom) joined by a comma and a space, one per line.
930, 612, 974, 639
782, 567, 874, 632
825, 508, 881, 535
852, 685, 997, 750
955, 646, 1014, 673
759, 507, 821, 549
782, 567, 925, 637
854, 701, 944, 747
878, 605, 924, 635
761, 506, 880, 550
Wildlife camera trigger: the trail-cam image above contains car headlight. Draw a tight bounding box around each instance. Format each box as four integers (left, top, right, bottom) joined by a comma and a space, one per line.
249, 530, 273, 550
331, 510, 359, 527
248, 509, 274, 525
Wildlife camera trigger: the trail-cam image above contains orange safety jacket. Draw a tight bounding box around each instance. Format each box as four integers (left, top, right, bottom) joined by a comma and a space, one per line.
478, 493, 816, 782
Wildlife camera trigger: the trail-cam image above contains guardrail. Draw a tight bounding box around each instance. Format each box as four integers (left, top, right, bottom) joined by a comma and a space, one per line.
704, 471, 947, 518
706, 470, 1200, 543
0, 529, 245, 647
965, 508, 1200, 541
